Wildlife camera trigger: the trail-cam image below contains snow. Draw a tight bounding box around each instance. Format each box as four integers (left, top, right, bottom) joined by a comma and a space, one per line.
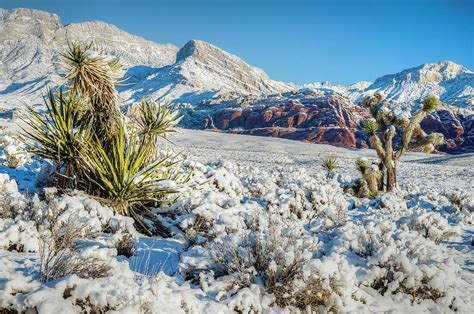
0, 126, 473, 312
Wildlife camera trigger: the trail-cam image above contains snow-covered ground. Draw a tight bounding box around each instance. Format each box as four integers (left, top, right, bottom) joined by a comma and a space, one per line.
171, 129, 474, 192
0, 128, 473, 313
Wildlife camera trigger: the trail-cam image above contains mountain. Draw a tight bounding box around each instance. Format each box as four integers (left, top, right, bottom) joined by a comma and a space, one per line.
360, 61, 473, 111
312, 61, 473, 112
0, 8, 473, 153
0, 8, 291, 110
0, 8, 178, 107
119, 39, 293, 105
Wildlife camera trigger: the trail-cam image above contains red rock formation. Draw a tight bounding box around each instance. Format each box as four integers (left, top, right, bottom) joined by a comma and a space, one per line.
191, 89, 473, 154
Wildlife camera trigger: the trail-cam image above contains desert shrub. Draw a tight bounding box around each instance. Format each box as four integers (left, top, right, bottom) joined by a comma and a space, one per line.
407, 212, 461, 244
115, 232, 136, 258
442, 189, 473, 212
183, 214, 215, 246
360, 229, 463, 307
210, 213, 343, 311
39, 203, 112, 282
349, 222, 394, 258
369, 260, 444, 301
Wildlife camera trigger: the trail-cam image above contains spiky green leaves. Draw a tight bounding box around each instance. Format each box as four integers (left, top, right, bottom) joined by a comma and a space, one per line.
138, 99, 182, 139
21, 89, 92, 176
355, 158, 369, 174
322, 155, 338, 174
422, 96, 440, 113
79, 123, 188, 234
363, 119, 378, 136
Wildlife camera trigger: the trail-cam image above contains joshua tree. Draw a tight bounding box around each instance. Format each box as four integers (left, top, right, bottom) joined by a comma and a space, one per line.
361, 92, 444, 191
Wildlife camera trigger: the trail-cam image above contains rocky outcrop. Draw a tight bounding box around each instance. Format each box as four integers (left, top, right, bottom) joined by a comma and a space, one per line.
190, 87, 473, 153
195, 89, 368, 148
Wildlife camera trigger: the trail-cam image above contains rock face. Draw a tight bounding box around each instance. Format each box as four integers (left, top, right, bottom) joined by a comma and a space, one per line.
186, 89, 368, 148
183, 87, 473, 153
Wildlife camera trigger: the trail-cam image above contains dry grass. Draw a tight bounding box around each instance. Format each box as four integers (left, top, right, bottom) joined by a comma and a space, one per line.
184, 214, 215, 246
115, 232, 136, 258
39, 203, 112, 282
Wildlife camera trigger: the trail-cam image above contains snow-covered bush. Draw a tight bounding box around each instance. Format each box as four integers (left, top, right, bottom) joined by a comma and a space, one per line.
348, 221, 395, 258
207, 211, 344, 311
408, 211, 461, 244
442, 189, 473, 212
364, 246, 462, 306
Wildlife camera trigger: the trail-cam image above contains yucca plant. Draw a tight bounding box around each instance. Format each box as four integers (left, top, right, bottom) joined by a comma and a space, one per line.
79, 123, 187, 234
61, 41, 123, 139
136, 98, 183, 162
322, 155, 338, 178
21, 88, 92, 185
21, 41, 190, 235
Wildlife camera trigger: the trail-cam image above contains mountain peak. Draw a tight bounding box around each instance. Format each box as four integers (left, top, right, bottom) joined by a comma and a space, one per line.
0, 8, 61, 27
176, 39, 222, 62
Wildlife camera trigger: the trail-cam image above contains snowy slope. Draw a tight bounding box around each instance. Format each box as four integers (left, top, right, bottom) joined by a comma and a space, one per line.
119, 40, 293, 105
0, 8, 179, 107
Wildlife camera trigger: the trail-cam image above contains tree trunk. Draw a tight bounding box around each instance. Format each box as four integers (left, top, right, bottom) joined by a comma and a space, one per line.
386, 164, 397, 191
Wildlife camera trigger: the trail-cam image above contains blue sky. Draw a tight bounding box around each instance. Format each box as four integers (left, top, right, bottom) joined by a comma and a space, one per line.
1, 0, 473, 85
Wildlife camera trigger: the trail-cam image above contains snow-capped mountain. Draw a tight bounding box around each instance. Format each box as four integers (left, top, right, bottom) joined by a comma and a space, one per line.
312, 62, 473, 112
362, 61, 473, 110
0, 8, 178, 105
119, 39, 294, 105
0, 8, 291, 109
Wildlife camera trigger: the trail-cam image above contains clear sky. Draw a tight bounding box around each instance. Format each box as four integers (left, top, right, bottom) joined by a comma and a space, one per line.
1, 0, 473, 85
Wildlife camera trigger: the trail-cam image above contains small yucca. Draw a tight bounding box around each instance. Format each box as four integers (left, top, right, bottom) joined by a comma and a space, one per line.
322, 155, 338, 175
355, 158, 369, 174
422, 95, 440, 113
363, 119, 378, 136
